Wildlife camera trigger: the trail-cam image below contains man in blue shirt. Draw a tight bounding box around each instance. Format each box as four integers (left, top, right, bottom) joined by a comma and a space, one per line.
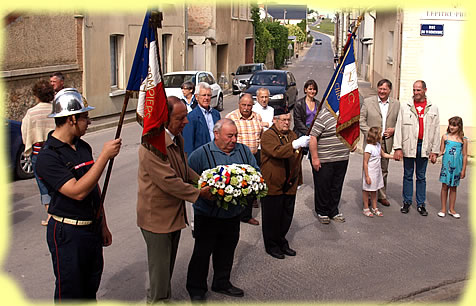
186, 118, 259, 301
182, 82, 221, 155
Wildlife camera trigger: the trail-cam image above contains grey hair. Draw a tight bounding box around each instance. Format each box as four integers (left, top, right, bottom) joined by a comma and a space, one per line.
256, 87, 270, 96
213, 118, 236, 133
195, 82, 211, 94
273, 113, 292, 120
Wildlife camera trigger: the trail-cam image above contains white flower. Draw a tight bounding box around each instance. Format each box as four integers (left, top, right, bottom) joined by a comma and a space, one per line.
225, 185, 234, 194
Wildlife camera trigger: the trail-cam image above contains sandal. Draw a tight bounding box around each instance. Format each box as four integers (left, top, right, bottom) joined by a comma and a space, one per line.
318, 214, 330, 224
362, 208, 374, 217
371, 208, 383, 217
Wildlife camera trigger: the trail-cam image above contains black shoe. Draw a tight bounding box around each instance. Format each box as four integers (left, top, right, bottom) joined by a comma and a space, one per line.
190, 295, 206, 302
417, 205, 428, 216
266, 250, 285, 259
400, 203, 411, 214
212, 285, 244, 297
281, 246, 296, 256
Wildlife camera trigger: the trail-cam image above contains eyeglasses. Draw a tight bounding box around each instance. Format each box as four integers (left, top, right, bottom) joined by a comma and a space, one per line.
199, 94, 212, 97
182, 87, 193, 90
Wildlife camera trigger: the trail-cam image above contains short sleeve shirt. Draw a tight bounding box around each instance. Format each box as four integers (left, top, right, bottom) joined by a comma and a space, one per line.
310, 107, 350, 163
226, 109, 263, 154
36, 132, 100, 220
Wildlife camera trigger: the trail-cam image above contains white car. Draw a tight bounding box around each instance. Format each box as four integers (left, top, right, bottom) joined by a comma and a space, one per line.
163, 71, 224, 111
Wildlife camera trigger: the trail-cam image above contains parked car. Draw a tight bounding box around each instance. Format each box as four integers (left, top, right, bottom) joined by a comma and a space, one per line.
163, 71, 224, 111
7, 119, 34, 180
231, 63, 267, 94
242, 70, 298, 109
315, 38, 322, 45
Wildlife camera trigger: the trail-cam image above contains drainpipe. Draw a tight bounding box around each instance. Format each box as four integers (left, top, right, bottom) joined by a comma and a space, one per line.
184, 3, 189, 70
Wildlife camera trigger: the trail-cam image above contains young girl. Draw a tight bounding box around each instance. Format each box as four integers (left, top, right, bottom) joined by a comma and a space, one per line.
362, 127, 394, 217
438, 116, 468, 219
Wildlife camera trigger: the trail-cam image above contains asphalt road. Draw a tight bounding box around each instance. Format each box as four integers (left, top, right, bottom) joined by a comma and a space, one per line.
5, 36, 470, 304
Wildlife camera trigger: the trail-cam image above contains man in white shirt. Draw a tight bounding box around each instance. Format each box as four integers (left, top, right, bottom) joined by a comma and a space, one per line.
359, 79, 400, 207
182, 82, 221, 155
252, 88, 274, 132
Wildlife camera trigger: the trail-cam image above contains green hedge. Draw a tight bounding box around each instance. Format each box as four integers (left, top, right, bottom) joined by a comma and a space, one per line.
251, 5, 271, 63
264, 21, 288, 68
251, 4, 289, 68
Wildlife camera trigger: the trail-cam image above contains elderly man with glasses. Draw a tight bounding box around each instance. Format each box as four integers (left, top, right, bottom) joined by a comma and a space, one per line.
182, 82, 221, 155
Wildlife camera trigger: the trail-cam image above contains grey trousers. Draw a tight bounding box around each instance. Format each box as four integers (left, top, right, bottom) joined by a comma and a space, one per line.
379, 156, 389, 200
141, 228, 181, 303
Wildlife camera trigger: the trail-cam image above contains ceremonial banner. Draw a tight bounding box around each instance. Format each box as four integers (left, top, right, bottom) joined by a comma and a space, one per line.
127, 11, 168, 157
321, 34, 360, 148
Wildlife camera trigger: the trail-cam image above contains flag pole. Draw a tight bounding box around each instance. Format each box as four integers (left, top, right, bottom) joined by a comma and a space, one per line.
98, 90, 132, 215
98, 10, 164, 213
284, 10, 366, 187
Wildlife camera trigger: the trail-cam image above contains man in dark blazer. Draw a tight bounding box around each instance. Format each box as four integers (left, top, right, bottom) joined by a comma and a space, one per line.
137, 96, 212, 303
359, 79, 400, 206
183, 82, 221, 155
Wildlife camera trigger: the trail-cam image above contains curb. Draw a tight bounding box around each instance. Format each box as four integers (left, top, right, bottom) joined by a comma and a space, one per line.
87, 112, 137, 133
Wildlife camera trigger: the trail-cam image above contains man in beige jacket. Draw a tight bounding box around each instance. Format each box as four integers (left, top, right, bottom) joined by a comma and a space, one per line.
393, 80, 440, 216
137, 96, 211, 303
360, 79, 400, 206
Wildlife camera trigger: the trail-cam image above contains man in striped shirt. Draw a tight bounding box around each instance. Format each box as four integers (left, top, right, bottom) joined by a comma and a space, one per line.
309, 106, 351, 224
226, 93, 263, 226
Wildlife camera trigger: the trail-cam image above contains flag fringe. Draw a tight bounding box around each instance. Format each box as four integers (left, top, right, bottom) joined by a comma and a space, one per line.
337, 129, 360, 149
141, 124, 167, 161
336, 114, 360, 133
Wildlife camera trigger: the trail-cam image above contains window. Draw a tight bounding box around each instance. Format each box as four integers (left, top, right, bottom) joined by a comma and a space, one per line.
231, 0, 239, 19
386, 31, 394, 65
198, 73, 208, 83
206, 73, 215, 85
239, 2, 247, 19
109, 34, 125, 94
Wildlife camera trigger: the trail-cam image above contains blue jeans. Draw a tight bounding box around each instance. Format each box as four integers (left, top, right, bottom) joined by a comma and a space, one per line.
32, 154, 51, 205
402, 141, 428, 206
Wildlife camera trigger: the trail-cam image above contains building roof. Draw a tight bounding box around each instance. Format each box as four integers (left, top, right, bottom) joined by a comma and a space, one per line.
266, 5, 307, 20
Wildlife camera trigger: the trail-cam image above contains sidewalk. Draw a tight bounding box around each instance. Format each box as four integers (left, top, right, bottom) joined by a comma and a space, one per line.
87, 110, 138, 134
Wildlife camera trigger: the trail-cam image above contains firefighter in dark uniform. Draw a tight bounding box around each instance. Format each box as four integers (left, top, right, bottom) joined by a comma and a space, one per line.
36, 88, 121, 301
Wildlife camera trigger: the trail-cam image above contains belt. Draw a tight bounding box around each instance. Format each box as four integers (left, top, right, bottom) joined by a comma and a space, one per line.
51, 215, 93, 226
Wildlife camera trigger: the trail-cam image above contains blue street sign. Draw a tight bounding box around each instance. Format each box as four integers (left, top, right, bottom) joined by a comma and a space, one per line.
420, 24, 444, 36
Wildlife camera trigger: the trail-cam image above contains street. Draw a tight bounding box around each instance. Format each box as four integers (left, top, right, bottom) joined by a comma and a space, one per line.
5, 33, 470, 304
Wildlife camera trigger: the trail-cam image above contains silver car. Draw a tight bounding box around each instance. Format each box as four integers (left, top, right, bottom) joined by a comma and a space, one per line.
231, 63, 267, 94
163, 71, 224, 111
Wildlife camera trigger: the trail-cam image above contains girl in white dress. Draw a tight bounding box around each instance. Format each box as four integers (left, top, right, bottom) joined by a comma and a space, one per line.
362, 127, 394, 217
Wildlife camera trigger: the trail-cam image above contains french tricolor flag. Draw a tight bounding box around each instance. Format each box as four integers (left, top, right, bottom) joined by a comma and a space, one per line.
322, 34, 360, 148
127, 11, 168, 157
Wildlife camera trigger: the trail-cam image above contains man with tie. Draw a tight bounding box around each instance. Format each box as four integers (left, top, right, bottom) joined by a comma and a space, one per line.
137, 96, 212, 303
360, 79, 400, 207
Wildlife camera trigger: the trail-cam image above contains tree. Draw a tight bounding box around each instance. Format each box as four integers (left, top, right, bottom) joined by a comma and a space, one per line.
264, 21, 289, 68
251, 4, 272, 63
296, 19, 307, 36
286, 24, 305, 43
